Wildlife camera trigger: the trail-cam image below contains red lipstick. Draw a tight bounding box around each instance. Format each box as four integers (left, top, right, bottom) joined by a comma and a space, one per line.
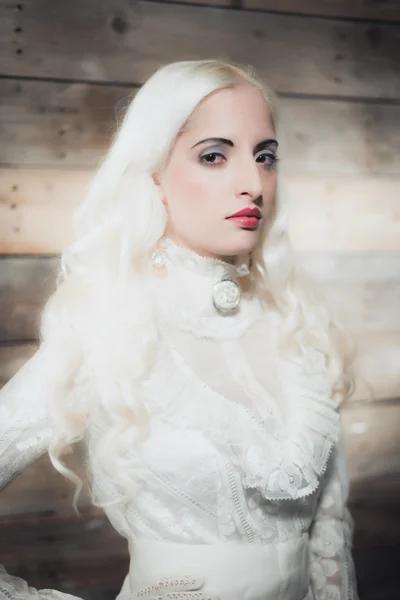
226, 207, 262, 229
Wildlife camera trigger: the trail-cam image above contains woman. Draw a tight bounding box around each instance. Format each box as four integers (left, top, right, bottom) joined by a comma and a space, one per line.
0, 60, 359, 600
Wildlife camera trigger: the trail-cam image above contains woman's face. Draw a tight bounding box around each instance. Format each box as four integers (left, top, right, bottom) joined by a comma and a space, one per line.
155, 83, 278, 261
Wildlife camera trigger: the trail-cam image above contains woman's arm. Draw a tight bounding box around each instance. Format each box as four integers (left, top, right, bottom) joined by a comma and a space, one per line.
308, 429, 359, 600
0, 343, 85, 600
0, 343, 56, 492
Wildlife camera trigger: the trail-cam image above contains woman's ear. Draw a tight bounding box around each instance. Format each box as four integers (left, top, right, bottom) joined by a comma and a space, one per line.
152, 173, 167, 206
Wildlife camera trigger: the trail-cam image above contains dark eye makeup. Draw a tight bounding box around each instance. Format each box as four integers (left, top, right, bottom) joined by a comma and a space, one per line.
198, 149, 279, 167
255, 151, 280, 166
199, 150, 227, 165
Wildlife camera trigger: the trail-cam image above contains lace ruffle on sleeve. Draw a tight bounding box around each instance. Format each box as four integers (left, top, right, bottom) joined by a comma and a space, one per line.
308, 431, 359, 600
0, 343, 84, 600
0, 566, 83, 600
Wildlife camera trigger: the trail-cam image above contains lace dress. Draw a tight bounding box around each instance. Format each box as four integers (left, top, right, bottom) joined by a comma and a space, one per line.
0, 241, 359, 600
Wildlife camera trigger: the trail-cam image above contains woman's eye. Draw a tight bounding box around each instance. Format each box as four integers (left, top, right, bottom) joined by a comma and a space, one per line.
200, 152, 226, 165
256, 152, 279, 166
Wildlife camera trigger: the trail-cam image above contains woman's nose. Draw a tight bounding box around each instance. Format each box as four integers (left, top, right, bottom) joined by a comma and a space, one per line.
235, 159, 263, 199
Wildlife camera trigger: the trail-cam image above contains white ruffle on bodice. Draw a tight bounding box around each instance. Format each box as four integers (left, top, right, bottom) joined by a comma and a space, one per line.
0, 239, 358, 600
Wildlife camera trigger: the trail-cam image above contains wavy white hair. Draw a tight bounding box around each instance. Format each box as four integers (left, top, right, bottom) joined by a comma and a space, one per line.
39, 59, 355, 509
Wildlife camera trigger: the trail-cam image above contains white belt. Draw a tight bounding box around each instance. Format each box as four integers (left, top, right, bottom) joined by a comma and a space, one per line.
124, 535, 311, 600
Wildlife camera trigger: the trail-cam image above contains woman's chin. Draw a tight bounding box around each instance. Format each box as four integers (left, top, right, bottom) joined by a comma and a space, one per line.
229, 228, 261, 253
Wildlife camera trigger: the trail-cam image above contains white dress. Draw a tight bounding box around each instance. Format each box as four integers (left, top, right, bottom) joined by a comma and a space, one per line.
0, 241, 359, 600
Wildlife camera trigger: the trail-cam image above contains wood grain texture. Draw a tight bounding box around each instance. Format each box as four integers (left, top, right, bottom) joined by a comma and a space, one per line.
0, 0, 399, 98
287, 177, 400, 253
0, 168, 88, 254
353, 545, 400, 600
2, 168, 400, 254
157, 0, 237, 5
243, 0, 400, 22
0, 508, 128, 599
0, 342, 37, 387
0, 79, 133, 169
0, 256, 59, 341
278, 97, 400, 177
342, 401, 400, 482
350, 332, 400, 402
299, 253, 400, 334
0, 450, 92, 517
1, 77, 399, 175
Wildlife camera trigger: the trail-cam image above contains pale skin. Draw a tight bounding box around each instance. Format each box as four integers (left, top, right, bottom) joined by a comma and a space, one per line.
153, 83, 279, 265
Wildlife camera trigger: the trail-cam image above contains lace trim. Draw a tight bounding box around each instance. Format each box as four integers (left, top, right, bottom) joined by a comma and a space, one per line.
224, 460, 255, 543
144, 338, 339, 502
163, 238, 250, 279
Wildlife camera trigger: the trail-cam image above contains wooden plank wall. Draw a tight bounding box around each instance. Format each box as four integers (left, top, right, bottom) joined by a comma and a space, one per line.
0, 1, 399, 599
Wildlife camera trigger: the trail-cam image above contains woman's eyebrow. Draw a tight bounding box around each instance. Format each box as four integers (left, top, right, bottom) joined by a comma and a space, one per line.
254, 139, 279, 152
191, 137, 279, 150
191, 137, 233, 149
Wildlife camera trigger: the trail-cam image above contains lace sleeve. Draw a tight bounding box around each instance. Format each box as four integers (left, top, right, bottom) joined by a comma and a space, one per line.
0, 343, 84, 600
0, 343, 56, 492
308, 432, 359, 600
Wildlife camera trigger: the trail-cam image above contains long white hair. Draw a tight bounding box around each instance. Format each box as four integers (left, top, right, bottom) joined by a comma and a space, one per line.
39, 60, 355, 509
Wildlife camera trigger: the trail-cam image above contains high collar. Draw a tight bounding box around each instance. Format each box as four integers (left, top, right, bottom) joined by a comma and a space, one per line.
150, 238, 263, 340
162, 237, 251, 280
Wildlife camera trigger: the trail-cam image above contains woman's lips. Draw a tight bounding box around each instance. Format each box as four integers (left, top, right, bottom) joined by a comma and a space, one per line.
226, 207, 262, 229
228, 207, 262, 218
226, 216, 260, 228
